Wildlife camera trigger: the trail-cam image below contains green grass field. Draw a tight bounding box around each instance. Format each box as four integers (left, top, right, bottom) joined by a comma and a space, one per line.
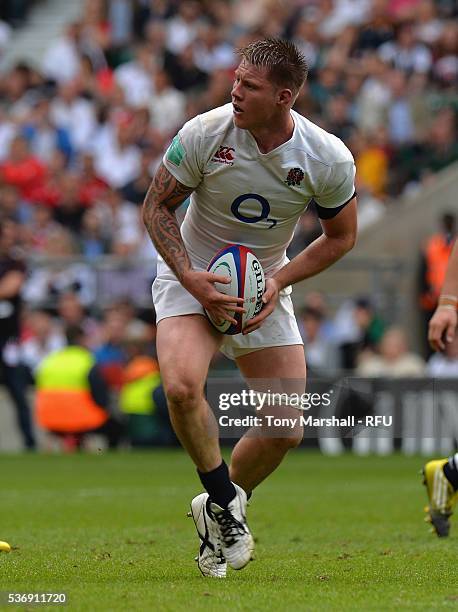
1, 451, 457, 611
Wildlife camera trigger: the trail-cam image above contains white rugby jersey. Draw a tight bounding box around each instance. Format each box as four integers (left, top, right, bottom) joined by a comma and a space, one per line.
162, 103, 355, 275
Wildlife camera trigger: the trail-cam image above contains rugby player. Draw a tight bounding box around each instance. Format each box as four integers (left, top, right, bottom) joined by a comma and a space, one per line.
423, 241, 458, 537
143, 38, 357, 575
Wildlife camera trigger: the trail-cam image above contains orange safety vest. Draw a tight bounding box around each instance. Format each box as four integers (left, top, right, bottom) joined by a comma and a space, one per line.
35, 346, 108, 433
420, 234, 455, 310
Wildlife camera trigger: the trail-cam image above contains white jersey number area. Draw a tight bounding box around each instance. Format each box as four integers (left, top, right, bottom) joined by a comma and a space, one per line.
163, 103, 356, 276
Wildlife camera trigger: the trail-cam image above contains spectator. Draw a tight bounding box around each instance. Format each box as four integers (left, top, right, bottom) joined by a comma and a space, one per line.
111, 297, 155, 345
164, 43, 208, 92
422, 108, 458, 175
148, 69, 186, 137
79, 208, 110, 258
76, 152, 108, 207
319, 0, 371, 40
334, 297, 386, 370
419, 212, 456, 356
114, 43, 155, 108
300, 306, 340, 374
93, 307, 129, 390
35, 324, 123, 450
76, 52, 115, 99
23, 204, 64, 254
93, 114, 142, 189
325, 94, 354, 142
378, 21, 432, 73
386, 69, 415, 145
21, 308, 66, 374
0, 218, 35, 449
94, 186, 142, 255
27, 149, 68, 209
303, 291, 338, 342
41, 22, 83, 84
0, 185, 28, 224
433, 21, 457, 87
355, 54, 391, 133
287, 208, 322, 258
353, 182, 386, 231
56, 291, 100, 346
0, 105, 16, 162
351, 130, 389, 197
356, 0, 394, 52
121, 147, 156, 206
427, 334, 458, 378
193, 24, 235, 74
415, 0, 444, 45
1, 135, 46, 202
309, 66, 341, 111
7, 64, 50, 125
49, 80, 97, 153
165, 0, 203, 54
292, 13, 322, 72
53, 172, 85, 236
357, 326, 426, 377
108, 0, 134, 50
22, 227, 96, 307
119, 335, 173, 447
22, 95, 73, 163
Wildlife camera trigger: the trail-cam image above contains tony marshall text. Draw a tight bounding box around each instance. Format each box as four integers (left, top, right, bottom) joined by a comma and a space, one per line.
219, 415, 393, 428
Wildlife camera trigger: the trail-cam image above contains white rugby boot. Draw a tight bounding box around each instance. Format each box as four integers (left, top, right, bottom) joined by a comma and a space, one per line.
188, 493, 227, 578
210, 483, 254, 570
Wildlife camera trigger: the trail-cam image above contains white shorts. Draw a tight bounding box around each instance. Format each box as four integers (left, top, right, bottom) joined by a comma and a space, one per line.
152, 262, 303, 360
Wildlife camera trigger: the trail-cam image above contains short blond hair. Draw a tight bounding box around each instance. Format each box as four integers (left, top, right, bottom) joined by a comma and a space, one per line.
238, 38, 308, 95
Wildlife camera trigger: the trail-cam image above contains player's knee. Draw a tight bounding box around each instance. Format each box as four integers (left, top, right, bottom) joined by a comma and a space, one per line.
271, 428, 303, 452
164, 378, 203, 412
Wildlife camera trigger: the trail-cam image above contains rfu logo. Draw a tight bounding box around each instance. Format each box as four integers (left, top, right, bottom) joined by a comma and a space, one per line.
285, 167, 304, 186
212, 146, 235, 165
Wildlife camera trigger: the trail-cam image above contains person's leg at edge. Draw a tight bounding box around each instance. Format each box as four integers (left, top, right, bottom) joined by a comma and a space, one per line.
157, 314, 235, 507
3, 361, 36, 449
230, 345, 306, 494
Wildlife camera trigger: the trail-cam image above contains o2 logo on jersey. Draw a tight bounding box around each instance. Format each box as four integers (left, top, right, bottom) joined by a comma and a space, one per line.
231, 194, 277, 229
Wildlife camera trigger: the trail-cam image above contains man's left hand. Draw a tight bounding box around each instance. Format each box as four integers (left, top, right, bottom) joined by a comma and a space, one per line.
242, 278, 280, 335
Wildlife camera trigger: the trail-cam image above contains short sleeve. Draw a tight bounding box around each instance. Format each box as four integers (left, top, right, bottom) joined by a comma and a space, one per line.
314, 160, 356, 210
162, 116, 203, 189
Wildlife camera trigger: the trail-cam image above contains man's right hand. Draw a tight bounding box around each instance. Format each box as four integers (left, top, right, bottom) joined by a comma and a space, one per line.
182, 270, 245, 326
428, 306, 457, 351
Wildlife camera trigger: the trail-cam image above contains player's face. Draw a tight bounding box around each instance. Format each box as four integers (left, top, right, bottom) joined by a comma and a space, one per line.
231, 62, 280, 130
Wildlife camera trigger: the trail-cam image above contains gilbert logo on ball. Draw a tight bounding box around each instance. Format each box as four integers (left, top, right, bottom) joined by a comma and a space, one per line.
206, 245, 265, 335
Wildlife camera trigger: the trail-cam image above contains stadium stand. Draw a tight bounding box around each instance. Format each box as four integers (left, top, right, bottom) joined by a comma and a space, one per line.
0, 0, 456, 449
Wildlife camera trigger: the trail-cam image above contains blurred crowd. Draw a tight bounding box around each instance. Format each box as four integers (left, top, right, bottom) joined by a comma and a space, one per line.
0, 0, 455, 273
0, 0, 457, 449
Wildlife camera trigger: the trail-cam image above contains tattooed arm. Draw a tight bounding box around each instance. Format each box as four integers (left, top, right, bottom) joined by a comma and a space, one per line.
142, 162, 194, 282
142, 163, 245, 324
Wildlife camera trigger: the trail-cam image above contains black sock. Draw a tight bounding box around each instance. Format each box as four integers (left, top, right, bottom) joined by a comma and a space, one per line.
198, 460, 236, 508
247, 491, 252, 501
443, 460, 458, 491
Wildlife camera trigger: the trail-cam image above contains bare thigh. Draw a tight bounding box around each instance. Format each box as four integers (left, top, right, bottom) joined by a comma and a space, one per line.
236, 344, 306, 388
157, 314, 222, 394
236, 344, 306, 436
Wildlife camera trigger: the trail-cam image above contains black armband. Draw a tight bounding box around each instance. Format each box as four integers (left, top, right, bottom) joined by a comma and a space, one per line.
314, 191, 356, 220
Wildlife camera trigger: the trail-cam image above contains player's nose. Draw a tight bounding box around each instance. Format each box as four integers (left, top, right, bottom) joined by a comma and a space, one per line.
231, 82, 242, 100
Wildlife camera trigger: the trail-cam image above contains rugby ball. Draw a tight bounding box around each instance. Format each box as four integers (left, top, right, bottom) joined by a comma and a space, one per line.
206, 245, 265, 335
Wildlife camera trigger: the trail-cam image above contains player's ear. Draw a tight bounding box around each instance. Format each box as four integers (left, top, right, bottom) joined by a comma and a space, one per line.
277, 88, 293, 107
